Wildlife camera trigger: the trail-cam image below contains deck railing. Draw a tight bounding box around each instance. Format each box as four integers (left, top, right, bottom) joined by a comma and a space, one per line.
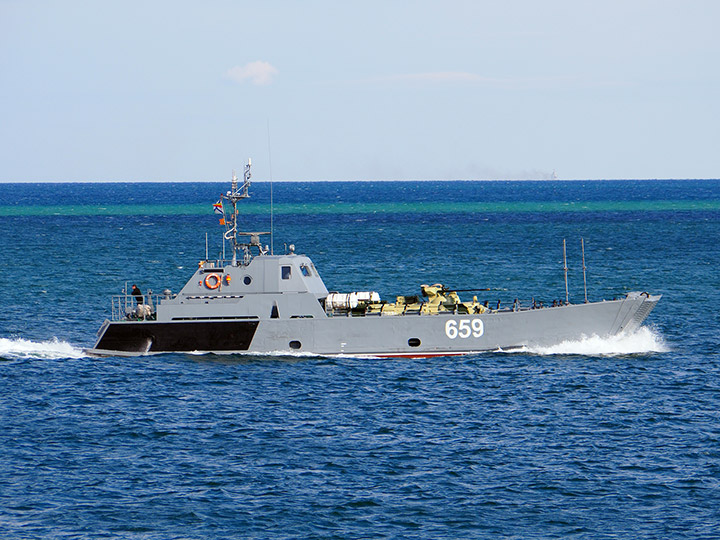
110, 293, 175, 321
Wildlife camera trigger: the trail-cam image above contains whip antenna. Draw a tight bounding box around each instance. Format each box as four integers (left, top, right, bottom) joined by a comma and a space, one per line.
267, 119, 274, 255
581, 237, 588, 303
563, 238, 569, 305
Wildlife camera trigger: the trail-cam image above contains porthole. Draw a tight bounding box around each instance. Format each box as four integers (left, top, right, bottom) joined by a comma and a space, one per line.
243, 276, 252, 285
408, 338, 421, 347
289, 340, 302, 350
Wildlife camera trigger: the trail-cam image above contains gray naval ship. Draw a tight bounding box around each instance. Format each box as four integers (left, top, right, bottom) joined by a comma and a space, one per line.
88, 161, 661, 357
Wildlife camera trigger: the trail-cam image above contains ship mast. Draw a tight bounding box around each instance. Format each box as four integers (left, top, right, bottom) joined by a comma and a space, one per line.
221, 158, 268, 266
222, 159, 252, 266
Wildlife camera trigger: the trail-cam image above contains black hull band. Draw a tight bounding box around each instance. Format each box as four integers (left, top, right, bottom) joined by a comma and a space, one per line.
95, 320, 259, 353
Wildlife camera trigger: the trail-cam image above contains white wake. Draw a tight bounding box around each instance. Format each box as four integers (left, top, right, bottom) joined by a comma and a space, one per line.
0, 337, 86, 360
522, 326, 669, 356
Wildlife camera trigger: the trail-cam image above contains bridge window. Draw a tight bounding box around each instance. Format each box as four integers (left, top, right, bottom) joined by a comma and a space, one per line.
281, 266, 292, 280
300, 264, 311, 277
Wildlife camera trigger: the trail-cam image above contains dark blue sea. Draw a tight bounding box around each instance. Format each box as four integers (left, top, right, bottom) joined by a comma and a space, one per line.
1, 179, 719, 539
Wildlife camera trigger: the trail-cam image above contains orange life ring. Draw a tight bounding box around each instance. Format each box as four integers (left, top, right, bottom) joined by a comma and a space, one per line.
204, 273, 221, 289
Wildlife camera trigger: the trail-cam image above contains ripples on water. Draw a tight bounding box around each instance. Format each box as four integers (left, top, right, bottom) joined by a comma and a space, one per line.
1, 181, 719, 538
2, 329, 718, 539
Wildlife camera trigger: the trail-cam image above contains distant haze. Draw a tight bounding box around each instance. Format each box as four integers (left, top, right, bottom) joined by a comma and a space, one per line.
1, 1, 718, 182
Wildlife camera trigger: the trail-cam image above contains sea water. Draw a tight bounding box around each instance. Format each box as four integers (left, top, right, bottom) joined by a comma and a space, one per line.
1, 180, 719, 538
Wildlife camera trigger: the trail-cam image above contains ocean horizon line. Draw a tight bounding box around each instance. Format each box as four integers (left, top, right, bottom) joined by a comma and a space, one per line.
1, 177, 718, 185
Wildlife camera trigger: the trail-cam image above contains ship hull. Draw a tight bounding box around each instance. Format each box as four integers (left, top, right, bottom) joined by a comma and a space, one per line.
88, 292, 660, 357
90, 320, 259, 355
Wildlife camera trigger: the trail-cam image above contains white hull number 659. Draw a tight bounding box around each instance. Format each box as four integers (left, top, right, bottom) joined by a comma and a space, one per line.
445, 318, 484, 339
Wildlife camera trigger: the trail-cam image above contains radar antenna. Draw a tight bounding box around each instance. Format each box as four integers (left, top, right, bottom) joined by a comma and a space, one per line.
220, 158, 269, 266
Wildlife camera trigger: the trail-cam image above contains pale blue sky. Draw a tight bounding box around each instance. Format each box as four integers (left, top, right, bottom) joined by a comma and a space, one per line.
1, 0, 718, 182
